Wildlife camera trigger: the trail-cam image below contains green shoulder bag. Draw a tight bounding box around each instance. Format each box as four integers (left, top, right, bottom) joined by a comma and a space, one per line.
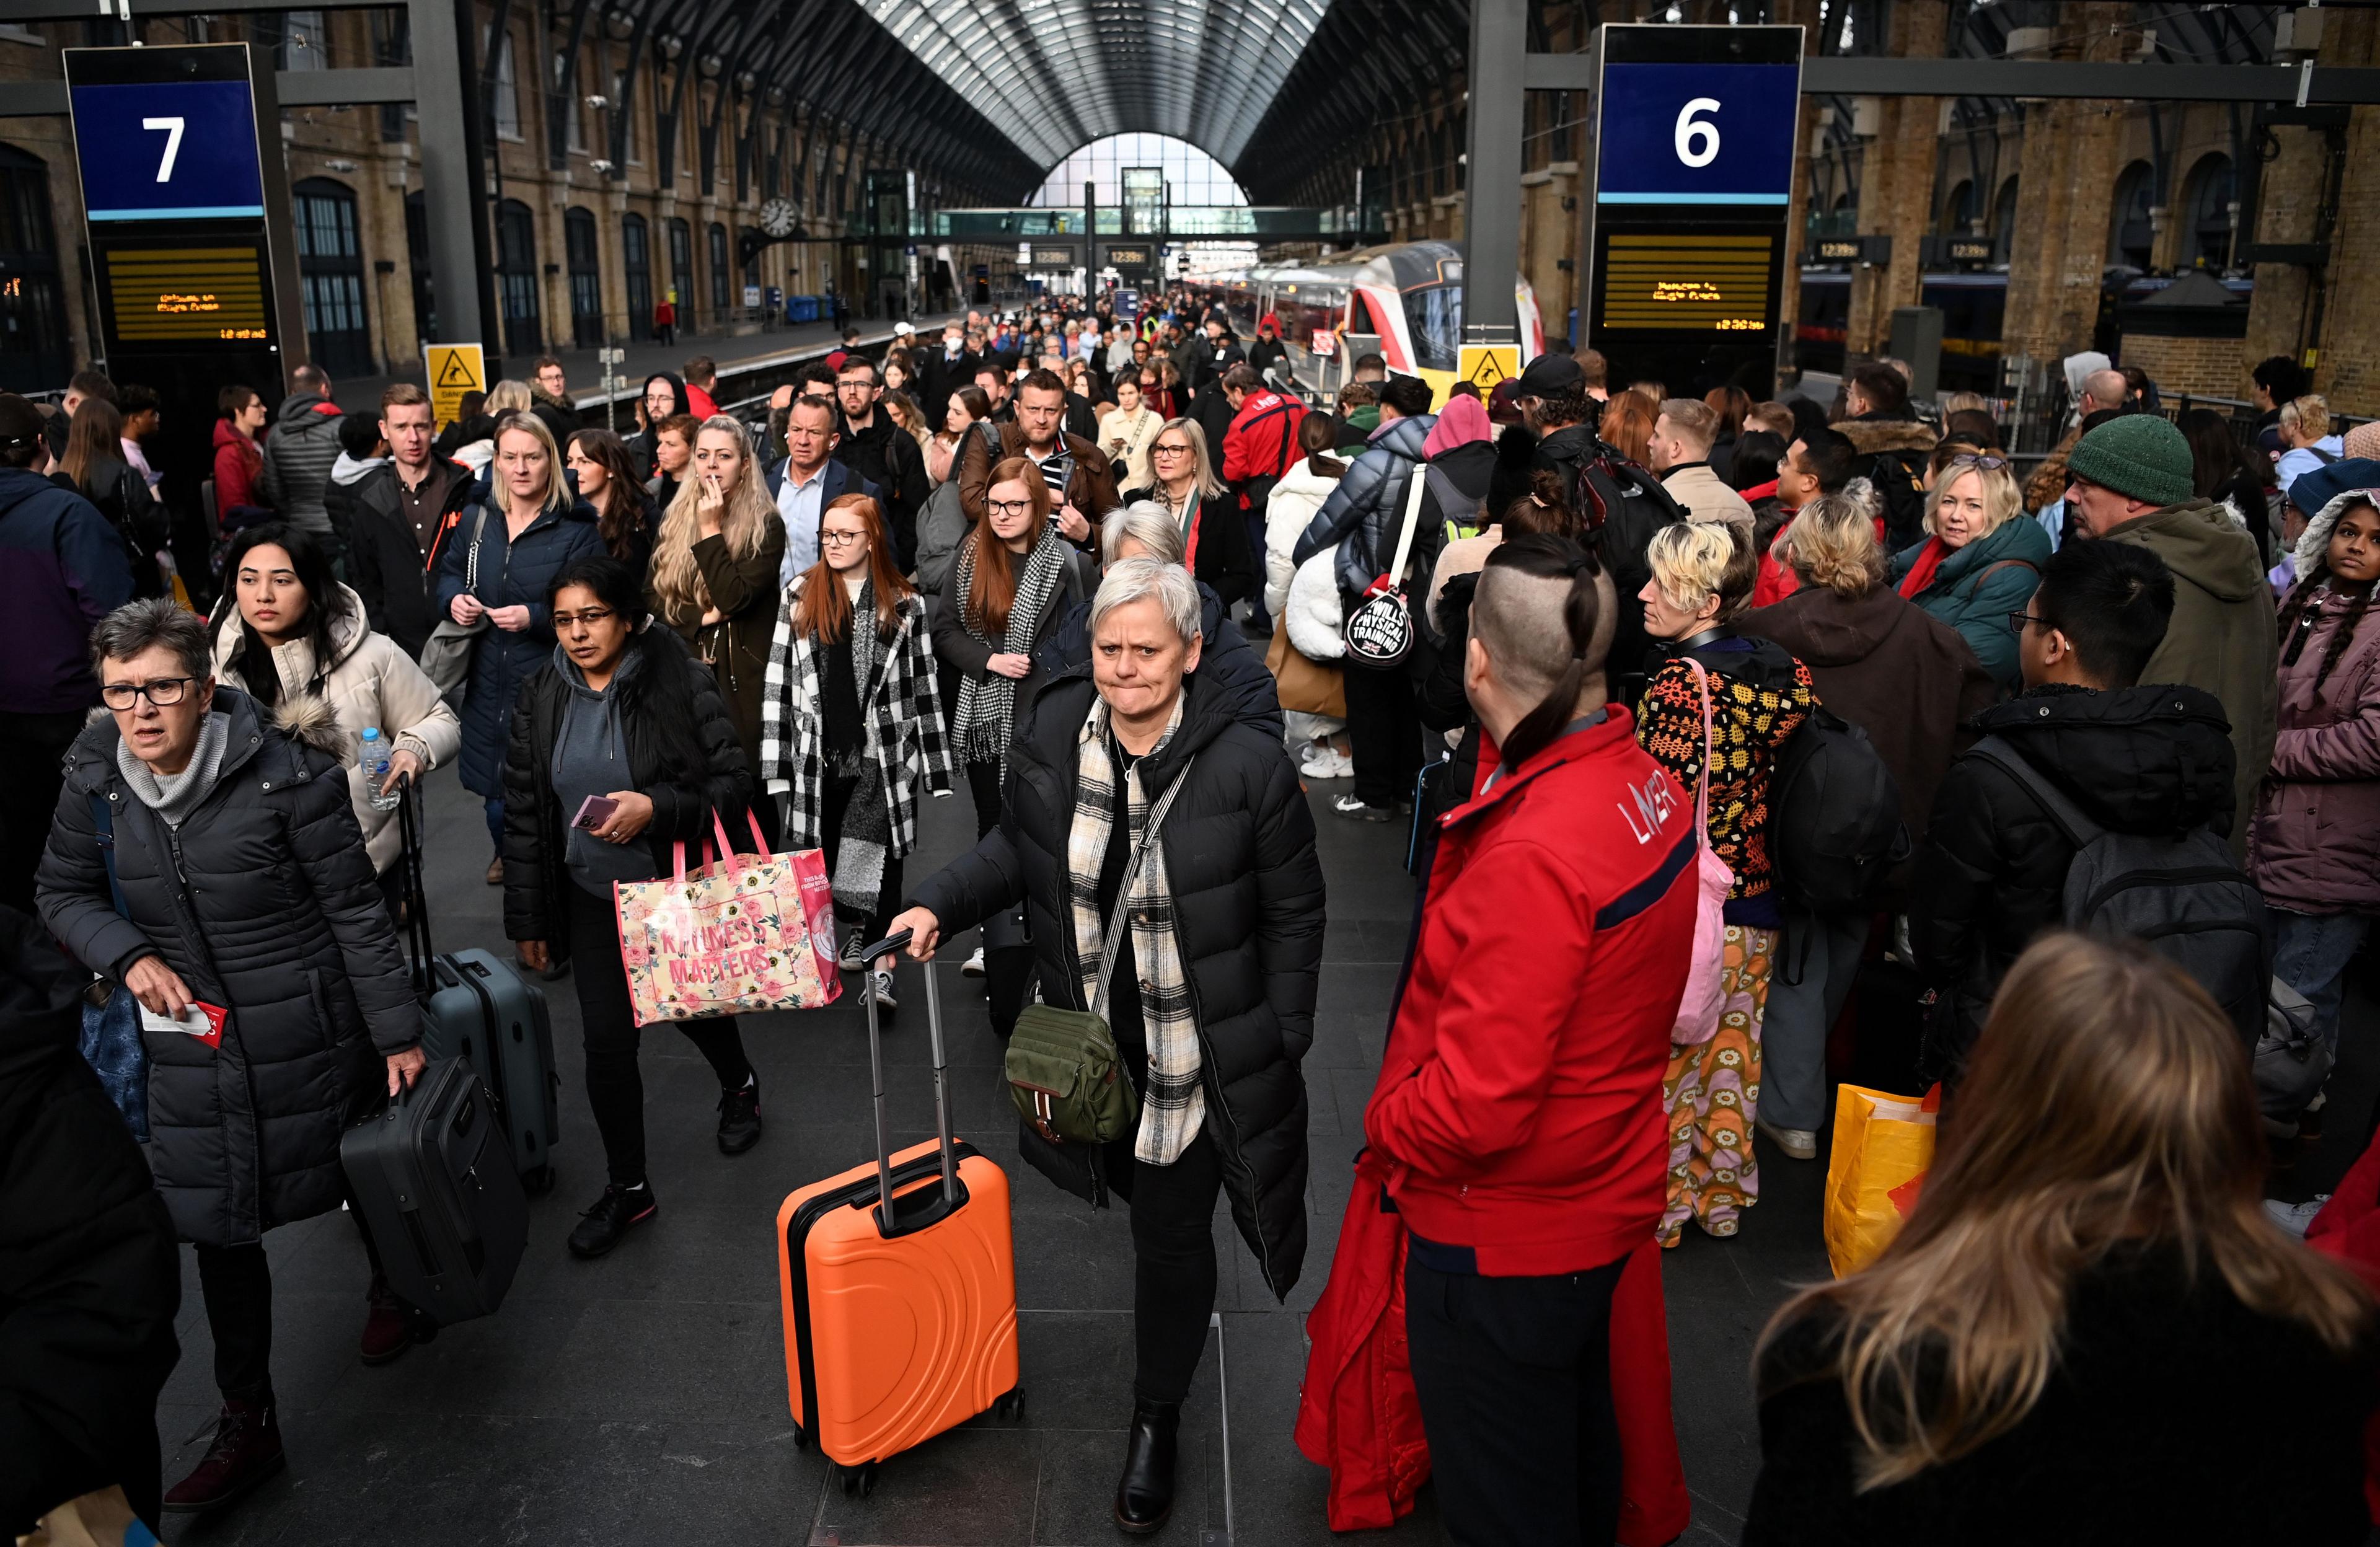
1005, 762, 1193, 1147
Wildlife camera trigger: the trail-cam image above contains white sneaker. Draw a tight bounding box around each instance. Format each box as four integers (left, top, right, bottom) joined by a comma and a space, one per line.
2265, 1196, 2330, 1238
1756, 1119, 1818, 1161
1300, 747, 1354, 779
869, 968, 899, 1011
962, 945, 987, 977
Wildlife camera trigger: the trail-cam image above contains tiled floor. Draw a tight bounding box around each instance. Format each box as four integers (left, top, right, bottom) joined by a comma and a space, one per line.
151, 765, 2380, 1545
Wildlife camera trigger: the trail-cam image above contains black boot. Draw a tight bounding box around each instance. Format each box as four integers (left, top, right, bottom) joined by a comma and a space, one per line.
1113, 1396, 1181, 1535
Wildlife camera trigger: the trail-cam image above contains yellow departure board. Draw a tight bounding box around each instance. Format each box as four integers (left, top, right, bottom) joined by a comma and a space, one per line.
1597, 232, 1774, 332
105, 246, 271, 343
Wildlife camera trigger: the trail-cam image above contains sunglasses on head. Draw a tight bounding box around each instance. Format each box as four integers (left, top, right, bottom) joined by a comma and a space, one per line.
1947, 452, 2010, 473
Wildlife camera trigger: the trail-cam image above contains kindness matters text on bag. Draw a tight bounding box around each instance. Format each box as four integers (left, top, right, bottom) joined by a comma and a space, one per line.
615, 809, 840, 1025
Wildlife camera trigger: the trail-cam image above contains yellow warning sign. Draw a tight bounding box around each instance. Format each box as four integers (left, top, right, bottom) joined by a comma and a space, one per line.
1459, 344, 1518, 392
426, 343, 485, 431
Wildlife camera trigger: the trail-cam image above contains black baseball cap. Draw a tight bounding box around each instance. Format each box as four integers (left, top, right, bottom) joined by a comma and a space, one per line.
1514, 353, 1584, 400
0, 393, 44, 450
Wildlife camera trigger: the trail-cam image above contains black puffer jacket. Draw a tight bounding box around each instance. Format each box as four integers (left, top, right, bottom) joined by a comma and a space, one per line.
0, 907, 180, 1532
1913, 682, 2236, 1075
501, 634, 757, 961
907, 668, 1326, 1299
36, 690, 420, 1248
1294, 412, 1436, 601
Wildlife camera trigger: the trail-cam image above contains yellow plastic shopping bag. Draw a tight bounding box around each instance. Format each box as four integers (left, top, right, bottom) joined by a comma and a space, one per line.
1823, 1084, 1939, 1278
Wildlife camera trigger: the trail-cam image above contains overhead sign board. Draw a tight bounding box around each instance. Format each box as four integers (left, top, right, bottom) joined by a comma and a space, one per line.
1585, 23, 1803, 397
67, 46, 268, 222
1103, 244, 1153, 271
1812, 235, 1892, 265
1030, 245, 1079, 268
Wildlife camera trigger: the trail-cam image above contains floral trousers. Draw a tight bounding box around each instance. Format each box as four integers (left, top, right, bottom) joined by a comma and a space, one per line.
1659, 925, 1775, 1246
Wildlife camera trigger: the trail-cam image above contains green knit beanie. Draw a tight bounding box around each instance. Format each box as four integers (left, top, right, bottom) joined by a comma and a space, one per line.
2065, 413, 2196, 509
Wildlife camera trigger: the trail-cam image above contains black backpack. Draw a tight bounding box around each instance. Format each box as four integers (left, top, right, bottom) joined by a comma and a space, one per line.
1770, 704, 1910, 916
1866, 446, 1932, 552
1967, 736, 2270, 1049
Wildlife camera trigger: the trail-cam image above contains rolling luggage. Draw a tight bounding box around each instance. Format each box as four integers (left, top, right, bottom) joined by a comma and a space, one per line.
397, 784, 561, 1192
776, 932, 1023, 1496
341, 1054, 529, 1324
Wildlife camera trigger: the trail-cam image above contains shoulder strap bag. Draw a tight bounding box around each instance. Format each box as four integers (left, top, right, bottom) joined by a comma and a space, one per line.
1341, 457, 1430, 670
1003, 760, 1194, 1146
417, 505, 493, 695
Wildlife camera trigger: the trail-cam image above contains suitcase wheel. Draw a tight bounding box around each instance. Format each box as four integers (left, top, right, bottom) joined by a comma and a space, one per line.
524, 1164, 557, 1197
835, 1460, 878, 1498
791, 1422, 809, 1452
993, 1386, 1026, 1423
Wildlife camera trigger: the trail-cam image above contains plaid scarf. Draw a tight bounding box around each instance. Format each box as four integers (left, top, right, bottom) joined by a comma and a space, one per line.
759, 584, 955, 865
953, 532, 1068, 766
1068, 696, 1204, 1166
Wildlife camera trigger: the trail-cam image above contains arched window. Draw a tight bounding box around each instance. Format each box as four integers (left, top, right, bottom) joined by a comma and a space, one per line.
403, 188, 435, 343
565, 206, 602, 348
621, 213, 652, 342
2107, 161, 2156, 270
667, 217, 693, 314
293, 176, 372, 377
708, 222, 730, 315
2183, 154, 2236, 270
1938, 178, 1977, 236
0, 142, 69, 393
1991, 177, 2021, 260
496, 198, 542, 358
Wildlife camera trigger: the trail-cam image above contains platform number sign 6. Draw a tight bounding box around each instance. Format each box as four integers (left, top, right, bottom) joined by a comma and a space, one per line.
143, 116, 186, 181
1673, 99, 1721, 169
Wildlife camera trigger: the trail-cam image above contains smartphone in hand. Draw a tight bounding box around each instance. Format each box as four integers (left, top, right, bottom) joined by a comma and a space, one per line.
573, 795, 620, 831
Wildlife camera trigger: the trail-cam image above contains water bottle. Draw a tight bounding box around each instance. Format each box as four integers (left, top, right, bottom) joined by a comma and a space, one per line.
361, 727, 402, 811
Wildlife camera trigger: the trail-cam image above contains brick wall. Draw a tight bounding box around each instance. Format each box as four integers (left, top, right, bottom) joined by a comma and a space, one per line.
2117, 333, 2245, 402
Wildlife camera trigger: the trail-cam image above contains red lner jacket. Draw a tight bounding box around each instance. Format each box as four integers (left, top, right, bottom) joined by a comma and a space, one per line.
1222, 388, 1306, 488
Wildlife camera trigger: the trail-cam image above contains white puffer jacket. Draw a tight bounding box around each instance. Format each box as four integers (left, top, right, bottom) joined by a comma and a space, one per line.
1264, 457, 1346, 618
211, 583, 462, 873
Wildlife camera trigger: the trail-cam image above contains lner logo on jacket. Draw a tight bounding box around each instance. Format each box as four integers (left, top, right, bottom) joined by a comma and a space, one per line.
1365, 708, 1696, 1275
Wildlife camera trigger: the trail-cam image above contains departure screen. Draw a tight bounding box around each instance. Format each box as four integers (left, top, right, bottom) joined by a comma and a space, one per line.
104, 245, 271, 343
1596, 232, 1775, 332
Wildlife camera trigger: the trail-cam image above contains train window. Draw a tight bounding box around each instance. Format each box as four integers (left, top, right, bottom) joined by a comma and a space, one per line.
1404, 287, 1460, 372
1349, 293, 1379, 337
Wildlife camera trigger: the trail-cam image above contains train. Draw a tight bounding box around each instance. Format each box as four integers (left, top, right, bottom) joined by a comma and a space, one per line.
1793, 268, 2255, 392
1210, 241, 1546, 406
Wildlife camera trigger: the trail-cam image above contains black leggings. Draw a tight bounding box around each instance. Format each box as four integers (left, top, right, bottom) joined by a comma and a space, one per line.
192, 1201, 387, 1404
964, 756, 1002, 839
1125, 1129, 1224, 1405
565, 881, 754, 1187
821, 769, 904, 944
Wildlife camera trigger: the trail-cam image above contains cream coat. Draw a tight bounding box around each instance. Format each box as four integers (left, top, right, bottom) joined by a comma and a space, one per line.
1100, 403, 1164, 492
211, 583, 462, 872
1264, 458, 1346, 618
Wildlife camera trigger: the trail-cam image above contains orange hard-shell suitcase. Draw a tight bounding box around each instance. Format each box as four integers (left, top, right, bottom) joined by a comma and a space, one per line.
775, 931, 1022, 1496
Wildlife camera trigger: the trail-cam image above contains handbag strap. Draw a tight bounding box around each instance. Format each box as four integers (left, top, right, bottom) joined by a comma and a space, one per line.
1088, 756, 1195, 1021
1380, 455, 1429, 594
1681, 657, 1717, 838
462, 504, 490, 593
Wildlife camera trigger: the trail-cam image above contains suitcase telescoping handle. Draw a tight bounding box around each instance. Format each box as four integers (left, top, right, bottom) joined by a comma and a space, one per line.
858, 930, 959, 1225
394, 775, 436, 988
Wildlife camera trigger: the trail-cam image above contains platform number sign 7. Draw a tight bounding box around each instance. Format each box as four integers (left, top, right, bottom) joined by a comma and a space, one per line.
143, 116, 186, 182
1673, 100, 1720, 169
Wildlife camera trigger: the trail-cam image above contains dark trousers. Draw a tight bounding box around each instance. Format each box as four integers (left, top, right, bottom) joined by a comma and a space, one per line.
821, 769, 902, 945
964, 756, 1002, 840
565, 881, 754, 1186
1124, 1129, 1223, 1404
1344, 661, 1421, 811
960, 756, 1038, 1034
192, 1202, 389, 1405
0, 709, 83, 915
1406, 1251, 1629, 1547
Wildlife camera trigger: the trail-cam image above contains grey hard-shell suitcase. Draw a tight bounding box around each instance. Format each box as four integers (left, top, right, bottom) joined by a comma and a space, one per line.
342, 1054, 528, 1324
397, 785, 562, 1192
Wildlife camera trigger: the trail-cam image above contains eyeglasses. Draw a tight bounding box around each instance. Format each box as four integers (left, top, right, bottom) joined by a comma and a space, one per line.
101, 677, 194, 710
1947, 452, 2011, 472
2006, 610, 2047, 637
1152, 443, 1192, 457
821, 529, 867, 547
987, 499, 1035, 517
552, 607, 617, 628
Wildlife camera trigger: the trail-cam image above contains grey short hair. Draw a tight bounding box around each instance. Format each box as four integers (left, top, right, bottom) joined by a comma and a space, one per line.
1101, 500, 1186, 566
1090, 558, 1202, 647
91, 597, 211, 680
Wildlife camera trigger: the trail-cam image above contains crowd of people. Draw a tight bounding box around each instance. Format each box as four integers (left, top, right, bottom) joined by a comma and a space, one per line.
11, 289, 2380, 1547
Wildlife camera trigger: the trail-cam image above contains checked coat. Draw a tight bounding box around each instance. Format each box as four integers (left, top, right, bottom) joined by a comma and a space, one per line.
759, 581, 954, 857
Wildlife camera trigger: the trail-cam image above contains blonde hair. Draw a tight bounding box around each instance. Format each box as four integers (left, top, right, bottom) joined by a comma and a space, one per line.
1646, 519, 1756, 622
1758, 934, 2369, 1491
1783, 492, 1886, 597
1152, 416, 1223, 499
490, 413, 568, 514
1927, 457, 2022, 540
2283, 394, 2332, 442
485, 379, 534, 416
650, 415, 778, 617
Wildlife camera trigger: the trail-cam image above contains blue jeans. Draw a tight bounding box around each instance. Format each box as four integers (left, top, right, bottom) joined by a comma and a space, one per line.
485, 796, 505, 859
2273, 909, 2369, 1055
